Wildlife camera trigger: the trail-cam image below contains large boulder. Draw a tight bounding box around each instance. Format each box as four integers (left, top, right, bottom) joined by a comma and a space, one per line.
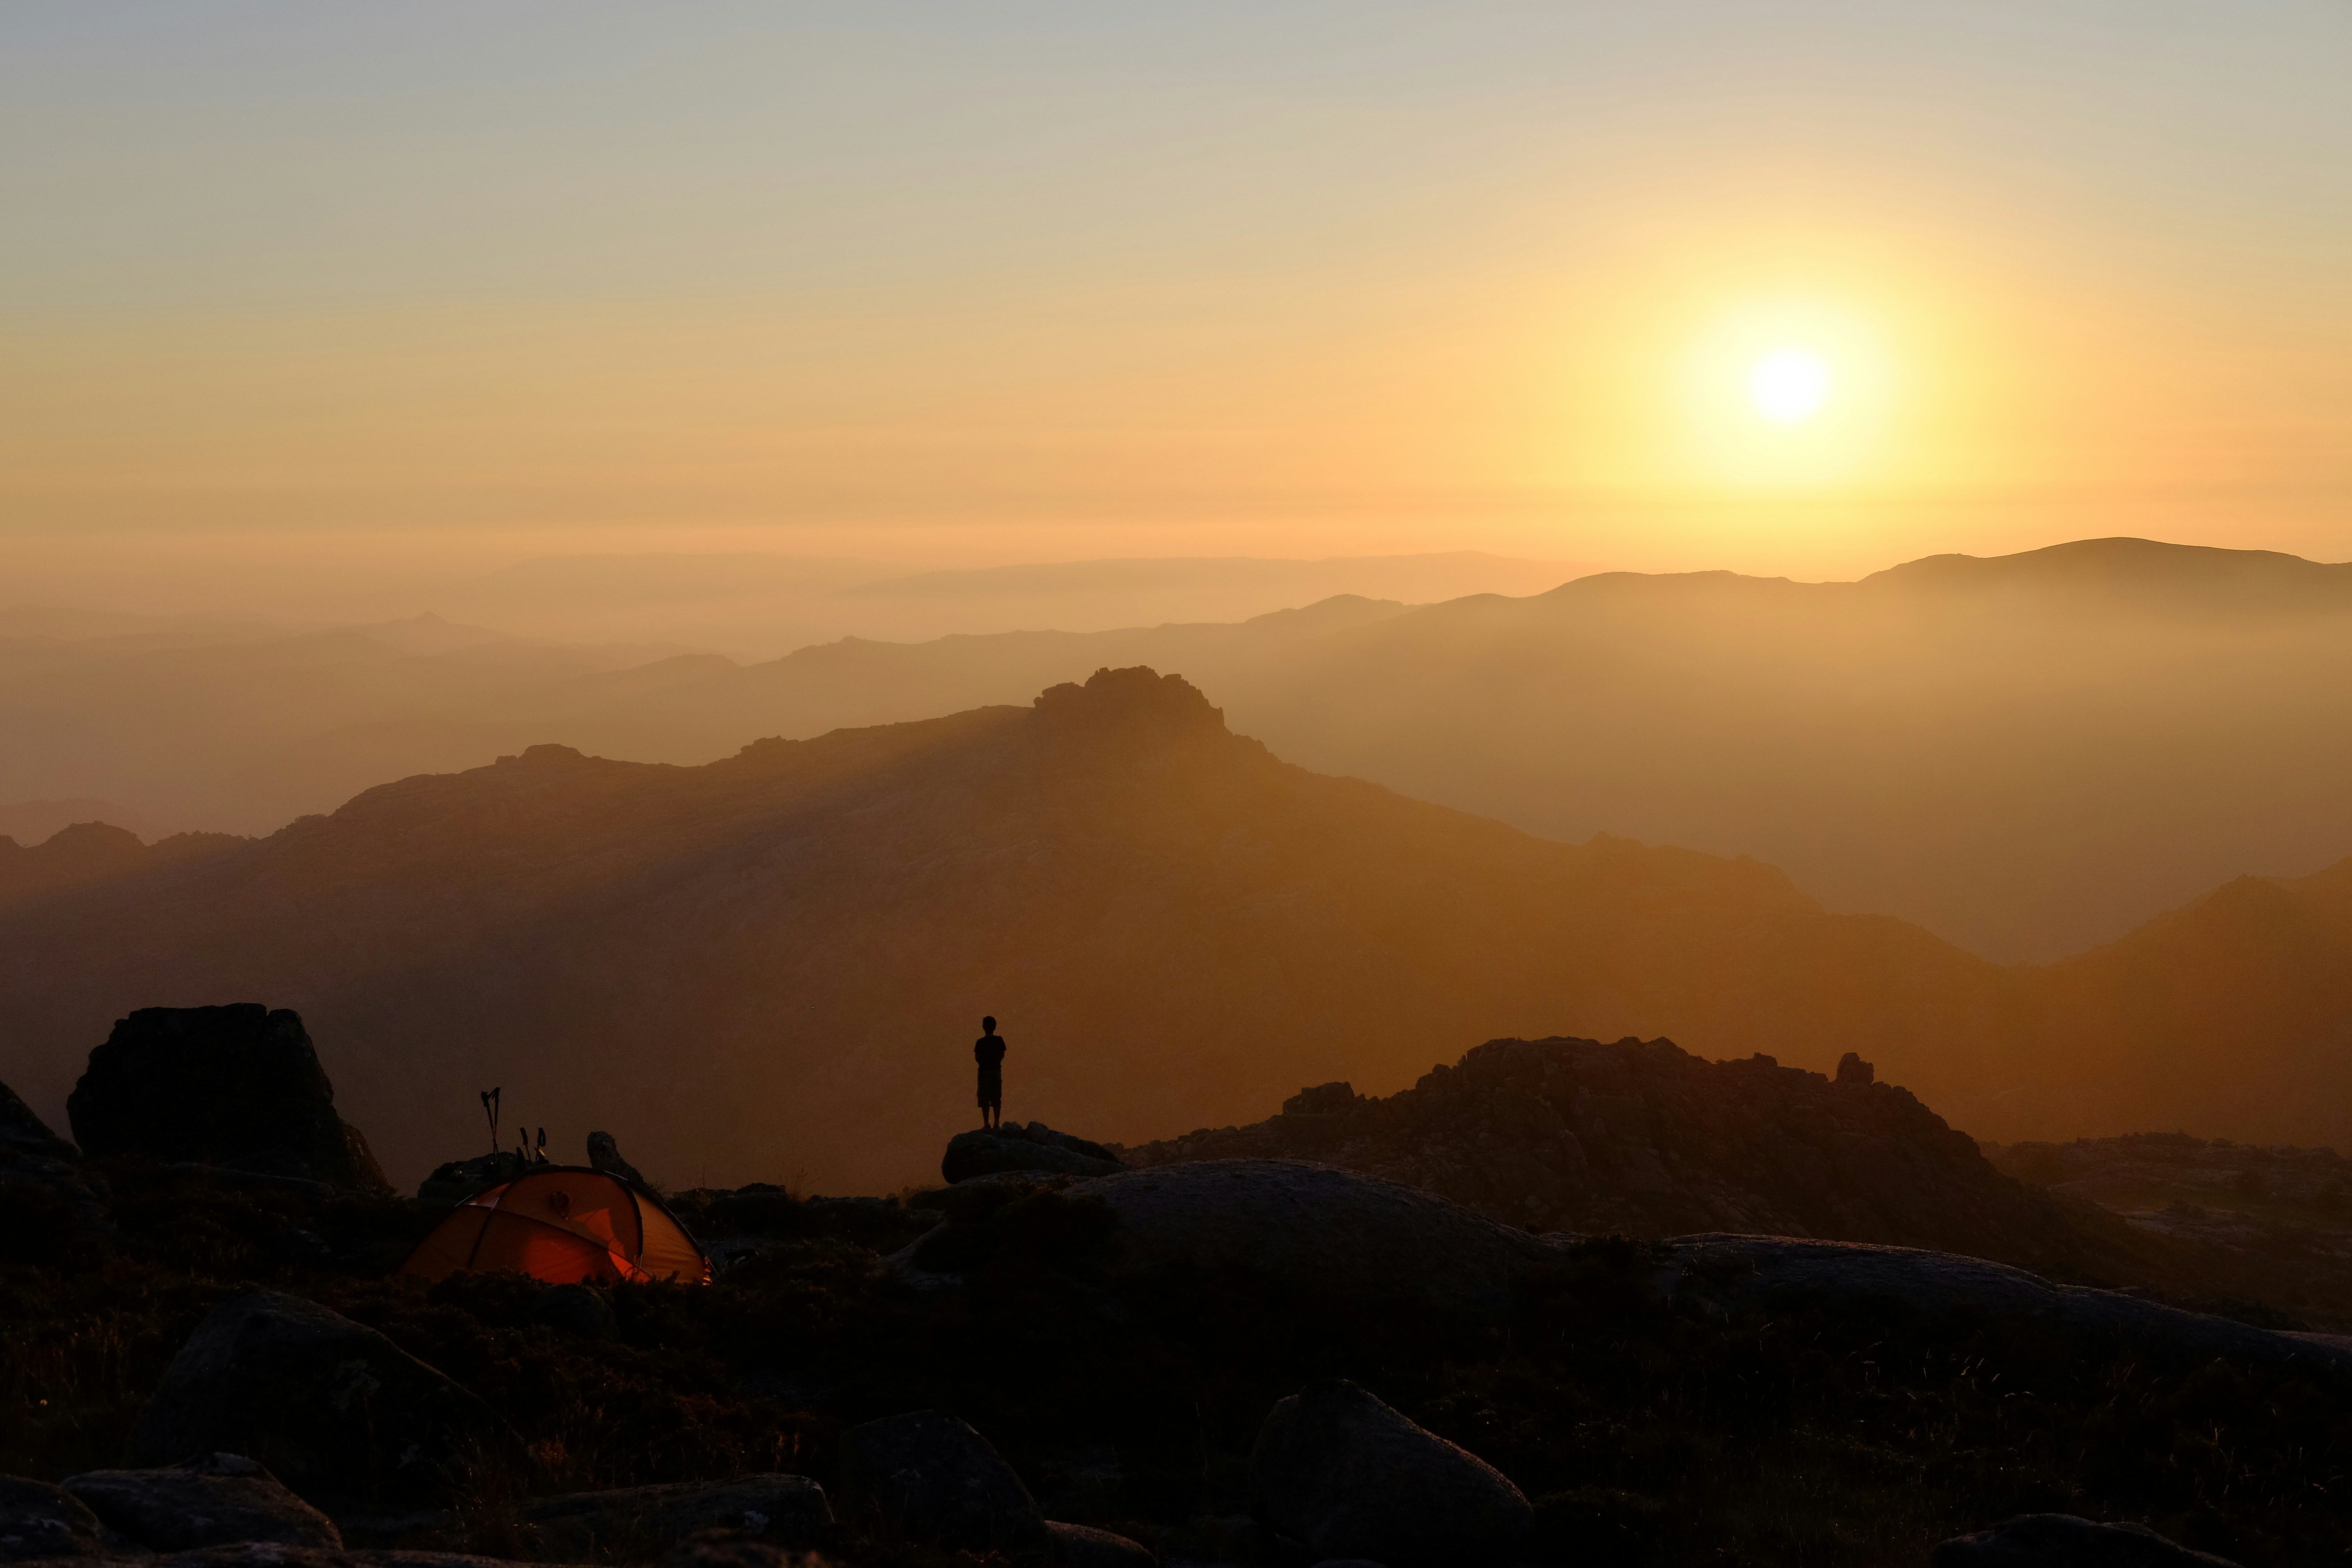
133, 1289, 512, 1509
0, 1474, 110, 1561
1069, 1160, 1557, 1319
943, 1123, 1124, 1184
67, 1005, 391, 1194
0, 1078, 108, 1223
1249, 1380, 1531, 1568
837, 1409, 1046, 1552
1932, 1514, 2240, 1566
514, 1475, 833, 1556
1653, 1235, 2352, 1375
64, 1452, 342, 1551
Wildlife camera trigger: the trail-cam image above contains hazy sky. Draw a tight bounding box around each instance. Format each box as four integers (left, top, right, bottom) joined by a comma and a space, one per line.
4, 2, 2349, 590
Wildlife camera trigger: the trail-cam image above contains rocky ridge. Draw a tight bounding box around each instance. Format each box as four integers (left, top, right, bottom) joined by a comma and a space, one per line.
1112, 1036, 2113, 1274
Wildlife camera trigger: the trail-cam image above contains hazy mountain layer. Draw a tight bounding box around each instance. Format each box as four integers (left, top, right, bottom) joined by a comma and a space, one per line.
0, 668, 1998, 1193
0, 595, 1408, 836
13, 663, 2352, 1190
510, 535, 2352, 962
15, 538, 2351, 960
1226, 537, 2352, 960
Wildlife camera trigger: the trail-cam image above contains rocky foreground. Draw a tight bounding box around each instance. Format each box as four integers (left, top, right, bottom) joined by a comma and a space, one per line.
9, 1006, 2352, 1565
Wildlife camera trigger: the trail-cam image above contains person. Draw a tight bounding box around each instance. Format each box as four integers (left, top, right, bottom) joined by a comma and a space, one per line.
974, 1016, 1007, 1129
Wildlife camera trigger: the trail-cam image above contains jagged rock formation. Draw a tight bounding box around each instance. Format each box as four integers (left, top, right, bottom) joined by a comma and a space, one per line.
67, 1005, 391, 1194
1114, 1037, 2108, 1273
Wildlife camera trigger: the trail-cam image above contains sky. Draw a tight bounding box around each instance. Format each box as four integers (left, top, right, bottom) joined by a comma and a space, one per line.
3, 1, 2349, 601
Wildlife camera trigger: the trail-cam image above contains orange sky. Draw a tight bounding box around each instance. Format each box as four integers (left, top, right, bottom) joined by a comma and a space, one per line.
3, 5, 2348, 593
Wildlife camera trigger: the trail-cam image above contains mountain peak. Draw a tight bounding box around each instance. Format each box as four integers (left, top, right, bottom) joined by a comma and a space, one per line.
1031, 666, 1227, 739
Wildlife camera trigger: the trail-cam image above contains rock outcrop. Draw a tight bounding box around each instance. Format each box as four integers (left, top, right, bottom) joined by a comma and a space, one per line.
0, 1475, 111, 1562
1115, 1037, 2107, 1273
1044, 1520, 1157, 1568
514, 1476, 833, 1557
134, 1289, 511, 1508
1655, 1235, 2352, 1376
63, 1453, 342, 1551
1932, 1513, 2240, 1566
943, 1123, 1124, 1184
1250, 1380, 1530, 1568
68, 1005, 391, 1195
836, 1410, 1046, 1553
1066, 1160, 1556, 1320
0, 1076, 108, 1224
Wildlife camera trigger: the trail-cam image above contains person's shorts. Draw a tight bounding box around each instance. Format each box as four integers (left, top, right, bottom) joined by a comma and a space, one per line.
978, 1070, 1002, 1109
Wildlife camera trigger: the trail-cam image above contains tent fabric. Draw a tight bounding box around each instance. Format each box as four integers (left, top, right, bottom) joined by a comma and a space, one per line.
402, 1166, 711, 1286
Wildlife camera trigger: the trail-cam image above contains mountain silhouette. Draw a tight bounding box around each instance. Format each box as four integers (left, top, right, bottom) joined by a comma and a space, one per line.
10, 662, 2352, 1190
17, 538, 2352, 962
0, 667, 1997, 1192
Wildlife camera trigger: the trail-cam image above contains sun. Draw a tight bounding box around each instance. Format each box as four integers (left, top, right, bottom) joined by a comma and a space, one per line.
1748, 348, 1831, 424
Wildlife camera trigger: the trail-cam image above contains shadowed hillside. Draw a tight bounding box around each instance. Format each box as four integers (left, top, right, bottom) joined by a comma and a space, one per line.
12, 663, 2352, 1189
0, 668, 2013, 1193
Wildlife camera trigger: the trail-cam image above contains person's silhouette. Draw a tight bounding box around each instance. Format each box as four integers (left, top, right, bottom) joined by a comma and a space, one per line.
974, 1016, 1006, 1130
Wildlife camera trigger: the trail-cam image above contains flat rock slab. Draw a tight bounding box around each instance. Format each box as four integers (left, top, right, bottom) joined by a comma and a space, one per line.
1654, 1235, 2352, 1375
1932, 1513, 2241, 1566
1046, 1520, 1156, 1568
515, 1476, 832, 1554
0, 1475, 110, 1562
134, 1290, 512, 1511
943, 1125, 1123, 1184
1250, 1380, 1529, 1568
1072, 1160, 1557, 1320
153, 1550, 600, 1568
838, 1410, 1045, 1553
66, 1453, 341, 1551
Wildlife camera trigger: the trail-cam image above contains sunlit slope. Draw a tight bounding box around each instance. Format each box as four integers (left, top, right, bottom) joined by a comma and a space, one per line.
0, 669, 2006, 1194
1227, 538, 2352, 959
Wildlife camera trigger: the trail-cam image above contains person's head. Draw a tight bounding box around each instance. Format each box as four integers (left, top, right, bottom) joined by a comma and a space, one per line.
982, 1016, 996, 1034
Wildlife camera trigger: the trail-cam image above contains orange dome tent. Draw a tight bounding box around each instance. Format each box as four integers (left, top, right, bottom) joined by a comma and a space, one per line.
402, 1166, 710, 1286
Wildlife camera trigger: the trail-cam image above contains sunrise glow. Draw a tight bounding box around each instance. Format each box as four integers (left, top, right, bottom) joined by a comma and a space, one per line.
1749, 350, 1831, 424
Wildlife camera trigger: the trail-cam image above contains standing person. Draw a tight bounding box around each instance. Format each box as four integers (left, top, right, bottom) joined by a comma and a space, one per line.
974, 1016, 1007, 1130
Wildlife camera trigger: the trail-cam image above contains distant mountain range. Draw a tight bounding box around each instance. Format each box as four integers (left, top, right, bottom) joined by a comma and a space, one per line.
9, 664, 2352, 1193
10, 536, 2352, 958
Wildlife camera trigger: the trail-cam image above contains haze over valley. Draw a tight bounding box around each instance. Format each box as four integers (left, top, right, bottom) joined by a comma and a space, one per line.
9, 9, 2352, 1561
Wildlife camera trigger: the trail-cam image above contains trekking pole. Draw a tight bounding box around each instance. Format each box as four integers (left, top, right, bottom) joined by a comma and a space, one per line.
481, 1088, 501, 1157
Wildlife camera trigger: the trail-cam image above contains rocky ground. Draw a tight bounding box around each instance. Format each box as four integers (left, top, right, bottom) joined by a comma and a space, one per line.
10, 1010, 2352, 1565
8, 1135, 2352, 1565
1984, 1133, 2352, 1329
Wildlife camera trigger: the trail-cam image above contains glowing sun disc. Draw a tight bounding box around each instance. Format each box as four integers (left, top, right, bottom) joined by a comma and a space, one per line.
1748, 348, 1831, 424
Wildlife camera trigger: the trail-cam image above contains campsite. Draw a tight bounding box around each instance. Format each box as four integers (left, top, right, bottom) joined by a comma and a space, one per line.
7, 1003, 2352, 1568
